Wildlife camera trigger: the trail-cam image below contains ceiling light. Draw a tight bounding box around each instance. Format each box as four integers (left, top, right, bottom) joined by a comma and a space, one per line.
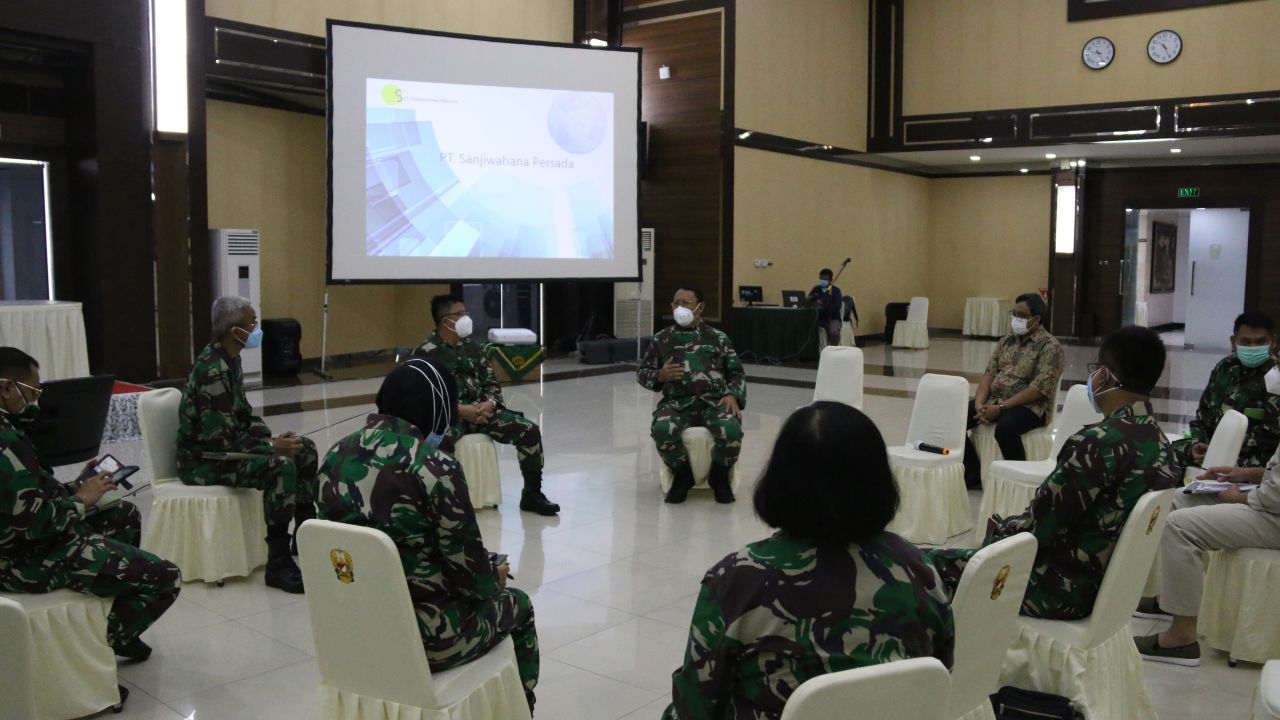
1069, 160, 1078, 167
1126, 208, 1133, 213
737, 131, 752, 140
1077, 159, 1086, 166
1045, 153, 1057, 159
979, 137, 993, 143
1170, 148, 1182, 153
586, 38, 607, 47
152, 0, 189, 133
1019, 168, 1029, 173
969, 155, 981, 161
1247, 98, 1255, 105
822, 145, 833, 150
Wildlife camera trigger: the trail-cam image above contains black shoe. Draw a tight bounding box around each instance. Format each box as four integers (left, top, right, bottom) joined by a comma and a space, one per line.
665, 465, 695, 504
113, 637, 152, 662
265, 536, 305, 594
112, 685, 129, 713
520, 489, 560, 516
708, 464, 735, 504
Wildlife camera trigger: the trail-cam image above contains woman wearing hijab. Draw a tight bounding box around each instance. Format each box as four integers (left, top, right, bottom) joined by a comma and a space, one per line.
316, 358, 539, 711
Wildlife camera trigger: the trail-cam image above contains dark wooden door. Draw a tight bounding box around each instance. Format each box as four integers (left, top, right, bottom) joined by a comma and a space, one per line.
623, 12, 725, 320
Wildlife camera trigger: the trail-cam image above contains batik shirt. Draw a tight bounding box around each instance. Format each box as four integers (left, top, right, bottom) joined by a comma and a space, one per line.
662, 532, 954, 720
1179, 354, 1280, 467
176, 341, 272, 472
0, 412, 101, 586
985, 400, 1178, 619
638, 323, 747, 411
983, 325, 1065, 419
317, 413, 500, 642
415, 332, 505, 408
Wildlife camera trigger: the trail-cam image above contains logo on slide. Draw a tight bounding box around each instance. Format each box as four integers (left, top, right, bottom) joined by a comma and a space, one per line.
547, 92, 607, 154
381, 84, 403, 105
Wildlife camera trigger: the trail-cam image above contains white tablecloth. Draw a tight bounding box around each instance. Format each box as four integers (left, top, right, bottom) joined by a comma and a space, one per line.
963, 297, 1007, 337
0, 301, 90, 380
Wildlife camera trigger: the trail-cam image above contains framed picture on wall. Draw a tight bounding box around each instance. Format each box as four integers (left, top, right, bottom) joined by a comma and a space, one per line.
1150, 221, 1177, 294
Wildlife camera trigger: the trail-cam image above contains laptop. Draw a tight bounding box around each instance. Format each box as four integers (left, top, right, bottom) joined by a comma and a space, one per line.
781, 290, 806, 308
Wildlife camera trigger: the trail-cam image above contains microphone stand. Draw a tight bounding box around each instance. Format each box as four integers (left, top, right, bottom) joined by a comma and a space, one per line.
832, 259, 851, 283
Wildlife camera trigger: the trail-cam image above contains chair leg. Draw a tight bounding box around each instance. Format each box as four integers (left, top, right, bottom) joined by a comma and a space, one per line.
1228, 656, 1238, 668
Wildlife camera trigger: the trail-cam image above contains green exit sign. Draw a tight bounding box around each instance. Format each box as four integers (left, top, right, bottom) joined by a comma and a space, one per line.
1178, 186, 1201, 198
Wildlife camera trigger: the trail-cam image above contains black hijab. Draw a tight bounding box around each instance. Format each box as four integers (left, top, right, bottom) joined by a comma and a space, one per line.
375, 358, 458, 438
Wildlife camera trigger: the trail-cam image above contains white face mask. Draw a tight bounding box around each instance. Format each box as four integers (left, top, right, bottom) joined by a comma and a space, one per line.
673, 305, 697, 327
1266, 366, 1280, 395
451, 315, 473, 339
1011, 316, 1030, 335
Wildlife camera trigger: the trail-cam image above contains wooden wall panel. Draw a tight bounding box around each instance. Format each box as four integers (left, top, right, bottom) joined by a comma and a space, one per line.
624, 12, 725, 318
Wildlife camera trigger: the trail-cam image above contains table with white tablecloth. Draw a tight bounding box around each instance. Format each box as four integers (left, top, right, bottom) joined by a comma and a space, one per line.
0, 301, 90, 380
962, 297, 1007, 337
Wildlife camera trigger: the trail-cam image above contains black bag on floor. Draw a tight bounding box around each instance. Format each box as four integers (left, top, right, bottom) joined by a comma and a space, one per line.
989, 686, 1083, 720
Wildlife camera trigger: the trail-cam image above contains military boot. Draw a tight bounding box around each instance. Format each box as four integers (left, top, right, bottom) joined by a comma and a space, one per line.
665, 463, 696, 504
290, 502, 317, 556
519, 469, 560, 516
265, 528, 305, 594
708, 463, 735, 504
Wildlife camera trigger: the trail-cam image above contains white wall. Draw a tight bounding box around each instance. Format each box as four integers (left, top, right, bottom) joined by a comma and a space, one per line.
1186, 208, 1251, 350
1138, 210, 1190, 327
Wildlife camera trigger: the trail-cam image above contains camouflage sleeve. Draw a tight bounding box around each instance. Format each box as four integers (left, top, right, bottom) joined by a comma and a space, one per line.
423, 456, 500, 601
1188, 360, 1229, 446
1031, 340, 1065, 399
638, 333, 666, 392
189, 361, 271, 454
923, 565, 957, 669
476, 346, 506, 406
990, 435, 1105, 545
720, 332, 746, 408
0, 446, 85, 540
667, 578, 734, 720
316, 451, 371, 526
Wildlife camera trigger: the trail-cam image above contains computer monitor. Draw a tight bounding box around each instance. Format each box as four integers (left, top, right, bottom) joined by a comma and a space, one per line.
781, 290, 805, 308
738, 285, 763, 304
27, 374, 115, 467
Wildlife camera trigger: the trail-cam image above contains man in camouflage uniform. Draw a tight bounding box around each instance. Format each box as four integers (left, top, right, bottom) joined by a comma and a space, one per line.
964, 293, 1065, 488
414, 294, 559, 516
318, 359, 539, 710
1171, 311, 1280, 468
0, 347, 180, 661
931, 327, 1180, 619
177, 297, 317, 593
638, 287, 746, 504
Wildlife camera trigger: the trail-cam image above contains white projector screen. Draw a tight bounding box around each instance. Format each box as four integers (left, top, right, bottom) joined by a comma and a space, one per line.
327, 21, 641, 283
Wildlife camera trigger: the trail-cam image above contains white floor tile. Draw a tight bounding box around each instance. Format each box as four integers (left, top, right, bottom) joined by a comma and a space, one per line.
177, 570, 305, 619
549, 617, 689, 694
524, 587, 636, 652
538, 559, 705, 615
164, 659, 320, 719
533, 658, 662, 720
236, 600, 318, 656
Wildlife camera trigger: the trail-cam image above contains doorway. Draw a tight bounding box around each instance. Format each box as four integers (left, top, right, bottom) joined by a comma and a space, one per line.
1123, 207, 1251, 350
0, 159, 53, 300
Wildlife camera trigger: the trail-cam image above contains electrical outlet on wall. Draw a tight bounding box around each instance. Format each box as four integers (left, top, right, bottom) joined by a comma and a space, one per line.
753, 258, 770, 268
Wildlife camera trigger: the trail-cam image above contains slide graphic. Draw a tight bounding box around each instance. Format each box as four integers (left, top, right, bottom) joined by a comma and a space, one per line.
365, 78, 614, 259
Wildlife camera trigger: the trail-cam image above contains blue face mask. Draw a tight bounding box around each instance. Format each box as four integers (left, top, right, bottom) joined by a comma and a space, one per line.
237, 326, 264, 350
424, 431, 445, 451
818, 279, 830, 288
1236, 344, 1272, 368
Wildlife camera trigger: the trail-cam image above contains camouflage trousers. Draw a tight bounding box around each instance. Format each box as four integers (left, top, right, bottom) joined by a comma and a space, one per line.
452, 409, 544, 479
651, 403, 743, 472
420, 587, 539, 705
926, 545, 1085, 620
180, 437, 319, 528
0, 502, 181, 647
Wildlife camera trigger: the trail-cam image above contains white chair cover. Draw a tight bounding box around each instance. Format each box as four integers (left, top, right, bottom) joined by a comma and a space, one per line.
892, 297, 930, 349
1000, 489, 1173, 720
887, 374, 972, 544
780, 656, 949, 720
138, 388, 268, 583
813, 346, 864, 409
1256, 660, 1280, 720
947, 533, 1037, 720
0, 590, 118, 720
967, 425, 1053, 489
453, 434, 502, 509
297, 521, 532, 720
657, 427, 742, 494
0, 596, 37, 720
1183, 409, 1248, 482
979, 385, 1101, 521
1200, 548, 1280, 665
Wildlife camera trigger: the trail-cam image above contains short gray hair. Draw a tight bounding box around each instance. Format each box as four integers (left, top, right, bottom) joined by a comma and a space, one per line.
211, 296, 254, 340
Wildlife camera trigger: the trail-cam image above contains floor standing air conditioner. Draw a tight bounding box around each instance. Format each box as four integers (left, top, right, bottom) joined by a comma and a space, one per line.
210, 229, 262, 376
614, 228, 654, 337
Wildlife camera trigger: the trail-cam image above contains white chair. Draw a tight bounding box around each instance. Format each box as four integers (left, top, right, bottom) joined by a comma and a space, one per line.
813, 346, 864, 409
297, 520, 532, 720
946, 533, 1037, 720
0, 591, 120, 720
1200, 548, 1280, 666
967, 388, 1060, 490
1187, 408, 1248, 482
657, 427, 741, 494
138, 388, 267, 584
892, 296, 930, 349
886, 374, 972, 545
1255, 660, 1280, 720
780, 656, 950, 720
1000, 489, 1173, 720
453, 434, 502, 508
979, 385, 1101, 522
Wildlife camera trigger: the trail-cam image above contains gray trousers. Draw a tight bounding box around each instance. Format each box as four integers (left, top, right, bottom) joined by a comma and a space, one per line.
1158, 491, 1280, 616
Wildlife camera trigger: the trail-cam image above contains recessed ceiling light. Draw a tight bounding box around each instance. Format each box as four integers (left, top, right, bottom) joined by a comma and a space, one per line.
1045, 153, 1057, 159
980, 137, 993, 143
1069, 160, 1078, 167
1170, 148, 1182, 153
821, 145, 833, 150
1019, 168, 1029, 173
737, 131, 752, 140
1077, 159, 1087, 166
1125, 208, 1133, 213
969, 155, 981, 161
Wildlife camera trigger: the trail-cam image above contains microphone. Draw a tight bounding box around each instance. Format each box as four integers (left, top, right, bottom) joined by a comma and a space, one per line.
911, 441, 951, 455
841, 257, 851, 265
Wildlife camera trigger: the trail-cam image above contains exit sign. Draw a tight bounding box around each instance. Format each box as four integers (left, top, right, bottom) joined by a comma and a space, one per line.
1178, 186, 1201, 198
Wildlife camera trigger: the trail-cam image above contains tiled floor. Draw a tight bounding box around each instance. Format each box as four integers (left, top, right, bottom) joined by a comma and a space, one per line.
67, 336, 1261, 719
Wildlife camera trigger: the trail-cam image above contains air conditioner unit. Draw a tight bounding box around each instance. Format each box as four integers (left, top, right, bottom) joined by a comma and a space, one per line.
210, 229, 262, 376
614, 228, 654, 337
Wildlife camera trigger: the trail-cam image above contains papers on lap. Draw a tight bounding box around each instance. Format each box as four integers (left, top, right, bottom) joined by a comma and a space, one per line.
1183, 480, 1259, 494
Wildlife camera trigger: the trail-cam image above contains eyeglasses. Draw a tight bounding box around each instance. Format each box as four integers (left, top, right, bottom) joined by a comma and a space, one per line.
7, 380, 42, 403
443, 311, 469, 319
1009, 310, 1034, 320
1086, 362, 1108, 376
671, 300, 700, 308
